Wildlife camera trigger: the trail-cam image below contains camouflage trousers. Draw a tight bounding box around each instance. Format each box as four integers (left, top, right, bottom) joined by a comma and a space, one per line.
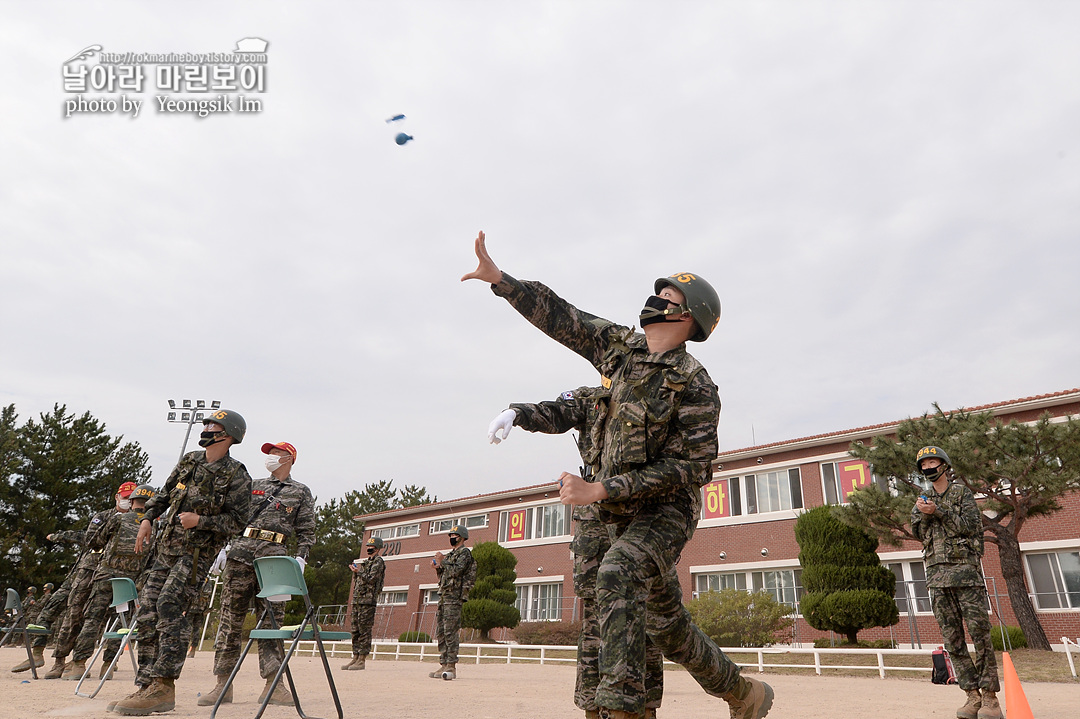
930, 585, 1000, 692
595, 503, 742, 715
72, 576, 130, 662
350, 603, 377, 656
213, 559, 284, 679
134, 548, 216, 684
32, 573, 74, 649
435, 600, 463, 666
52, 566, 97, 659
574, 516, 663, 712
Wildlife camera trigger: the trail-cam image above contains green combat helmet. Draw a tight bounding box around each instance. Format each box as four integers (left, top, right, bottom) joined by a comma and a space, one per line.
449, 525, 469, 540
131, 484, 156, 502
203, 409, 247, 444
916, 446, 951, 481
366, 537, 384, 550
44, 583, 54, 592
654, 272, 721, 342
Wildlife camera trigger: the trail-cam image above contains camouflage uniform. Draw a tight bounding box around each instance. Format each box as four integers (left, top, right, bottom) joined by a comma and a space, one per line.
212, 473, 315, 679
493, 274, 735, 715
70, 509, 146, 663
26, 588, 51, 624
911, 481, 999, 692
136, 450, 251, 685
511, 386, 665, 712
30, 571, 75, 649
435, 545, 477, 667
50, 510, 112, 660
349, 553, 386, 656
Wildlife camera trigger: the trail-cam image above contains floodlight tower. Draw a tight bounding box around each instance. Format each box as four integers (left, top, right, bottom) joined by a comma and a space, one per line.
166, 399, 221, 464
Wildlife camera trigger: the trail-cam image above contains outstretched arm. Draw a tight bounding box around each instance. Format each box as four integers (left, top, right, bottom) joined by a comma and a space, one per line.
460, 231, 503, 285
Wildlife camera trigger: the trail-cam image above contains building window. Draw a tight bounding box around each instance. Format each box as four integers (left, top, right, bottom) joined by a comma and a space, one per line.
515, 582, 563, 621
821, 460, 890, 505
370, 523, 420, 540
744, 469, 803, 514
499, 504, 571, 542
888, 561, 931, 614
431, 514, 489, 535
695, 572, 747, 595
423, 589, 440, 604
1026, 550, 1080, 610
751, 569, 803, 607
377, 591, 408, 606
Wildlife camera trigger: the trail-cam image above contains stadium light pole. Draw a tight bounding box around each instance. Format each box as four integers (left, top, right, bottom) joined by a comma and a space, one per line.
167, 399, 221, 464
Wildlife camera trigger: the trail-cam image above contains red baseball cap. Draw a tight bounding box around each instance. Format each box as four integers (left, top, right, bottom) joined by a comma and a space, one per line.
117, 482, 138, 498
261, 441, 297, 461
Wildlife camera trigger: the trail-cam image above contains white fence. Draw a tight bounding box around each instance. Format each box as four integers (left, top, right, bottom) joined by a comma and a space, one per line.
288, 639, 940, 679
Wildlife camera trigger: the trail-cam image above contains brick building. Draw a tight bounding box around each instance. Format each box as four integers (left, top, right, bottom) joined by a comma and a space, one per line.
353, 388, 1080, 647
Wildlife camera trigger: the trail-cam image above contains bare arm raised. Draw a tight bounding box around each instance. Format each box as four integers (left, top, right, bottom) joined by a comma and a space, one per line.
460, 230, 503, 285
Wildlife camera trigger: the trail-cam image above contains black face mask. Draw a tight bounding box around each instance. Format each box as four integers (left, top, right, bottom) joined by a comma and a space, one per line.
449, 536, 460, 547
920, 464, 945, 481
198, 430, 225, 448
367, 547, 377, 555
639, 295, 681, 327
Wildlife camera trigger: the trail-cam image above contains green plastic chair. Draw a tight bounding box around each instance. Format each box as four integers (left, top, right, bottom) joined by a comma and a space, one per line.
1, 588, 51, 680
75, 577, 140, 698
210, 556, 350, 719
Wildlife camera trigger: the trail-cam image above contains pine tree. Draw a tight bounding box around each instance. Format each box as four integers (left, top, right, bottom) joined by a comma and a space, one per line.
461, 541, 520, 641
794, 505, 899, 644
839, 405, 1080, 651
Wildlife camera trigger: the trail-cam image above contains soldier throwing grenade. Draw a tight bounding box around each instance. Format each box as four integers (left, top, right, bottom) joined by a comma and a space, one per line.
342, 537, 386, 670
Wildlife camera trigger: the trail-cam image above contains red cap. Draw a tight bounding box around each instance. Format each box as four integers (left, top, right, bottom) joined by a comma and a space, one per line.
261, 441, 297, 462
118, 482, 138, 498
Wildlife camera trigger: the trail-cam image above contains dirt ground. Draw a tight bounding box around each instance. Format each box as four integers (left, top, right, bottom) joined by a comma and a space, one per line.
2, 647, 1076, 719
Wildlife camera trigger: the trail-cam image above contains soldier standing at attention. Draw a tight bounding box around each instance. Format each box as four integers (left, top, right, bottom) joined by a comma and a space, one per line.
113, 410, 252, 716
428, 525, 477, 681
912, 446, 1001, 719
488, 386, 666, 719
463, 231, 773, 719
342, 536, 386, 670
198, 440, 315, 708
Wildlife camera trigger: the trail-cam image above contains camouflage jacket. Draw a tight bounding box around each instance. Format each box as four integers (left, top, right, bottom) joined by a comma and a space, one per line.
436, 545, 477, 603
143, 450, 251, 557
52, 508, 114, 571
493, 274, 721, 518
90, 509, 145, 580
910, 480, 985, 588
227, 474, 316, 565
350, 554, 386, 606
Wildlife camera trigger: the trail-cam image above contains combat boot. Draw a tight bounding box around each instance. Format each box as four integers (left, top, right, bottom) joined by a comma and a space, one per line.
44, 657, 66, 679
585, 711, 600, 719
197, 675, 234, 706
441, 663, 457, 680
100, 662, 114, 680
341, 653, 362, 670
114, 677, 175, 715
11, 646, 45, 672
428, 664, 449, 678
62, 658, 86, 680
596, 711, 642, 719
258, 677, 293, 706
977, 690, 1002, 719
108, 684, 148, 713
187, 646, 196, 658
956, 688, 982, 719
644, 709, 657, 719
721, 675, 774, 719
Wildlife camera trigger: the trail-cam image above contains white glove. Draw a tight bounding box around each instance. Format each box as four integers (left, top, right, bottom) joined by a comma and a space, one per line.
210, 548, 228, 575
487, 408, 517, 444
295, 556, 307, 573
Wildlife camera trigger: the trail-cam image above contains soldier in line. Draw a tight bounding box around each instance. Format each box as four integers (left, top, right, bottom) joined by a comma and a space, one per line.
198, 440, 315, 708
488, 386, 666, 719
27, 583, 54, 625
912, 447, 1002, 719
428, 525, 477, 681
11, 571, 74, 673
463, 231, 773, 719
42, 499, 117, 679
342, 536, 386, 670
112, 410, 252, 716
64, 483, 154, 681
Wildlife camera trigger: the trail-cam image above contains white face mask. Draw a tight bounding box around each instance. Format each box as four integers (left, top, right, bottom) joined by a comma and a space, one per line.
117, 498, 132, 511
265, 455, 286, 472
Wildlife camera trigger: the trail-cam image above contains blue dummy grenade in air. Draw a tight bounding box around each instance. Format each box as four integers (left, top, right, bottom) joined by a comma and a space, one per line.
395, 133, 413, 145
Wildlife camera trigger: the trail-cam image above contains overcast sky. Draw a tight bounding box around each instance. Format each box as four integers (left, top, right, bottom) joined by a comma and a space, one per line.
2, 1, 1077, 509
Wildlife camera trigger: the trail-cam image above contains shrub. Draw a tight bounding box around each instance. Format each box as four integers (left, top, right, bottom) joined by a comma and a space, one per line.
990, 625, 1027, 651
399, 631, 431, 643
813, 638, 897, 649
462, 542, 520, 640
512, 621, 582, 646
686, 589, 794, 647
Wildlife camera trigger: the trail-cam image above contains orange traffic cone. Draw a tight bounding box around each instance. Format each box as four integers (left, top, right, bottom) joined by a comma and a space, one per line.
1002, 652, 1033, 719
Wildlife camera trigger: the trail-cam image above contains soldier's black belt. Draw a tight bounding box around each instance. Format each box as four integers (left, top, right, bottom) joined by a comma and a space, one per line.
243, 527, 285, 543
